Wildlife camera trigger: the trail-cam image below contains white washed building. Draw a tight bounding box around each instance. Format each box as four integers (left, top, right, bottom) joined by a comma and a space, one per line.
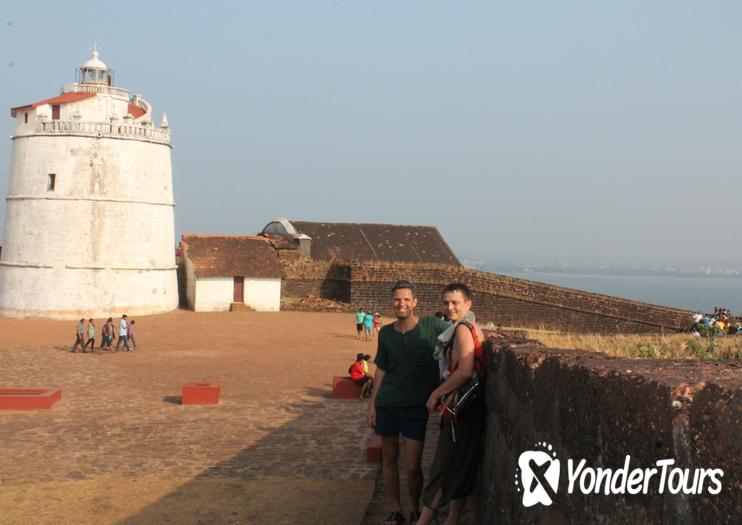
180, 235, 281, 312
0, 50, 177, 318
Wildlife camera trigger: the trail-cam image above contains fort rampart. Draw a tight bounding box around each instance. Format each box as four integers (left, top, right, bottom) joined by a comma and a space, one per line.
477, 339, 740, 523
280, 258, 692, 333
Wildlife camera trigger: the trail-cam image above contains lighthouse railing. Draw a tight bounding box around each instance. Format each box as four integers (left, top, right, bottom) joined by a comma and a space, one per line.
33, 120, 171, 145
62, 83, 130, 99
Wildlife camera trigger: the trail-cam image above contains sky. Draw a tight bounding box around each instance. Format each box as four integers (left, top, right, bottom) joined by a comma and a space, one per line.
1, 1, 740, 268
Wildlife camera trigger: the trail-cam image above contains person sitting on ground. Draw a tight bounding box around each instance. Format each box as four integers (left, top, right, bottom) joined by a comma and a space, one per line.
361, 354, 372, 377
84, 319, 96, 352
349, 352, 373, 399
72, 319, 85, 353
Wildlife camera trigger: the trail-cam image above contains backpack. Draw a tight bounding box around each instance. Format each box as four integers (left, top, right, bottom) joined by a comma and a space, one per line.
437, 321, 488, 421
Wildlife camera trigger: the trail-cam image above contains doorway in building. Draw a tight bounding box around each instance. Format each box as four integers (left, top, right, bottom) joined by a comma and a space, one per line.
233, 277, 244, 302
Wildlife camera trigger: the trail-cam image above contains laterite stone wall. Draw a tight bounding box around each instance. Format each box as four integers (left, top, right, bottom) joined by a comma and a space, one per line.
349, 262, 691, 334
278, 256, 350, 303
477, 340, 741, 523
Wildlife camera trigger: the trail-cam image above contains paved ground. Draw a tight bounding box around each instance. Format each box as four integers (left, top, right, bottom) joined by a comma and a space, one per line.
361, 416, 441, 525
0, 310, 386, 524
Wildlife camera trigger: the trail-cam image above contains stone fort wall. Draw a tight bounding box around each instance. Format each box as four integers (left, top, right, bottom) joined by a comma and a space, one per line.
280, 258, 691, 333
477, 339, 740, 523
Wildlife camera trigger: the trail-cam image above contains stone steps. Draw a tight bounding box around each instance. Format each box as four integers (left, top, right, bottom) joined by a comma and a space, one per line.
229, 302, 254, 312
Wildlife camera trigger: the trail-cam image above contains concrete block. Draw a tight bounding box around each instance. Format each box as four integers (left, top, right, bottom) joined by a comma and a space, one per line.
0, 388, 62, 410
182, 383, 220, 405
332, 376, 362, 399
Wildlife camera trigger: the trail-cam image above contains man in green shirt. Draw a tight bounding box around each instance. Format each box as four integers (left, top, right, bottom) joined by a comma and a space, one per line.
368, 280, 449, 525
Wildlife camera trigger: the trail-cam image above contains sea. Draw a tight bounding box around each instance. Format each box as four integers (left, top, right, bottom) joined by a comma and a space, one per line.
501, 272, 742, 315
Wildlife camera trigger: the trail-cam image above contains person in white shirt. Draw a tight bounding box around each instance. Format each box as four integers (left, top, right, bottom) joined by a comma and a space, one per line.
115, 314, 131, 352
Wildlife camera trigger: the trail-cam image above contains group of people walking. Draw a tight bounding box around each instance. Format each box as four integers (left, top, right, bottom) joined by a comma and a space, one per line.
71, 314, 137, 353
355, 308, 382, 341
363, 280, 486, 525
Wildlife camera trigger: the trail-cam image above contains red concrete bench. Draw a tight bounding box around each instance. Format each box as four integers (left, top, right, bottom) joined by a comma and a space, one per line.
0, 388, 62, 410
332, 376, 362, 399
182, 383, 220, 405
367, 434, 383, 463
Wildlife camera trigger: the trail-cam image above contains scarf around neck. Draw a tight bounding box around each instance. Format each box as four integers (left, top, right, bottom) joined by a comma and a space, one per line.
432, 310, 477, 361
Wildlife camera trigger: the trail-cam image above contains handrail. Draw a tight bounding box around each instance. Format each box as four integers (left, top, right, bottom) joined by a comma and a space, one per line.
15, 120, 171, 145
63, 83, 129, 98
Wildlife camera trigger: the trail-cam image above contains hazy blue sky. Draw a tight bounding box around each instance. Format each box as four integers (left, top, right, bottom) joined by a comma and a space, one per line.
1, 1, 740, 267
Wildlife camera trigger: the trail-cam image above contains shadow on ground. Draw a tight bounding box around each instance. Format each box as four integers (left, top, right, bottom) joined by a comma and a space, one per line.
117, 388, 377, 525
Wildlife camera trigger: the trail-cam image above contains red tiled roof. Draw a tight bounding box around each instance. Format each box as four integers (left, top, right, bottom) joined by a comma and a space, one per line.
127, 103, 146, 118
10, 92, 96, 117
181, 234, 281, 279
289, 221, 461, 266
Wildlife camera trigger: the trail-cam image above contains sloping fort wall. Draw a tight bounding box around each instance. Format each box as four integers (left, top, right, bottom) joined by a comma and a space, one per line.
278, 258, 691, 333
476, 340, 740, 523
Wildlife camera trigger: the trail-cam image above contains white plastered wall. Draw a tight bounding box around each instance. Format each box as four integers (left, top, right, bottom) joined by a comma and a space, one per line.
194, 278, 233, 312
0, 128, 176, 318
244, 277, 281, 311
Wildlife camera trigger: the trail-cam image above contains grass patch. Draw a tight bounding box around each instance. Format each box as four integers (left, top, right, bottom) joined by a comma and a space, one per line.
523, 329, 742, 360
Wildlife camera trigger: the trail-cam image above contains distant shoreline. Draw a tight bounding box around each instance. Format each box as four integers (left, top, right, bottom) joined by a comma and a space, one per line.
500, 270, 742, 280
495, 271, 742, 313
467, 266, 742, 280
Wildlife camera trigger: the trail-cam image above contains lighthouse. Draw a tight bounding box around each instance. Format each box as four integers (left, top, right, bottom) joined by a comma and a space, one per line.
0, 50, 178, 318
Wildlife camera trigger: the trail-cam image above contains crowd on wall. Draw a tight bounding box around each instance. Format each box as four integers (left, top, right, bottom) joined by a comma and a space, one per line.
690, 307, 741, 336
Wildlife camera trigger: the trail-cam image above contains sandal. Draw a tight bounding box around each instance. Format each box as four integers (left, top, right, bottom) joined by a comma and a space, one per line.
385, 511, 405, 524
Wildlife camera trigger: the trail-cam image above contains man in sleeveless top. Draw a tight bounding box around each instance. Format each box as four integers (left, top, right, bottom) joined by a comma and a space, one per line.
418, 283, 485, 525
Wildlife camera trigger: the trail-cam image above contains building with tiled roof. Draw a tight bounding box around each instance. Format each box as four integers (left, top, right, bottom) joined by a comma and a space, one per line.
180, 235, 282, 312
261, 219, 461, 266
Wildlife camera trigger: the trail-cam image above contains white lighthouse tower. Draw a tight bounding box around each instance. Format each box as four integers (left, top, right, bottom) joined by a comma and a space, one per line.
0, 50, 178, 318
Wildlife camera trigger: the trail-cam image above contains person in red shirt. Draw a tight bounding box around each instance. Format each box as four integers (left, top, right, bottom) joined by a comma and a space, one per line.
349, 352, 373, 399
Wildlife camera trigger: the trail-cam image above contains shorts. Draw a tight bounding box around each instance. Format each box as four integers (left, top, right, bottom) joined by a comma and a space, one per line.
375, 404, 429, 442
354, 376, 370, 386
364, 325, 372, 333
356, 323, 363, 331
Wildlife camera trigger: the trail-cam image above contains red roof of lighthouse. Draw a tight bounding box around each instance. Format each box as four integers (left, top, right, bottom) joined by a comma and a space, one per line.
127, 103, 146, 118
10, 92, 96, 117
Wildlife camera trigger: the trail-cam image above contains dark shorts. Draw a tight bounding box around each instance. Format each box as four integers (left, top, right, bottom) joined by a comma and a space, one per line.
356, 323, 363, 331
354, 376, 371, 386
375, 404, 429, 442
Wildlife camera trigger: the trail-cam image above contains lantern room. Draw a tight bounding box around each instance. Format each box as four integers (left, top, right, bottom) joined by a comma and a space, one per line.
76, 48, 114, 86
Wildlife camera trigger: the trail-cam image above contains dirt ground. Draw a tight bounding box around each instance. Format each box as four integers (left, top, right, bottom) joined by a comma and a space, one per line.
0, 310, 384, 525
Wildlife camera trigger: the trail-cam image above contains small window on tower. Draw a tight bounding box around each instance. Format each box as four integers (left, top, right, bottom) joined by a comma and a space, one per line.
47, 174, 56, 192
24, 112, 28, 124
